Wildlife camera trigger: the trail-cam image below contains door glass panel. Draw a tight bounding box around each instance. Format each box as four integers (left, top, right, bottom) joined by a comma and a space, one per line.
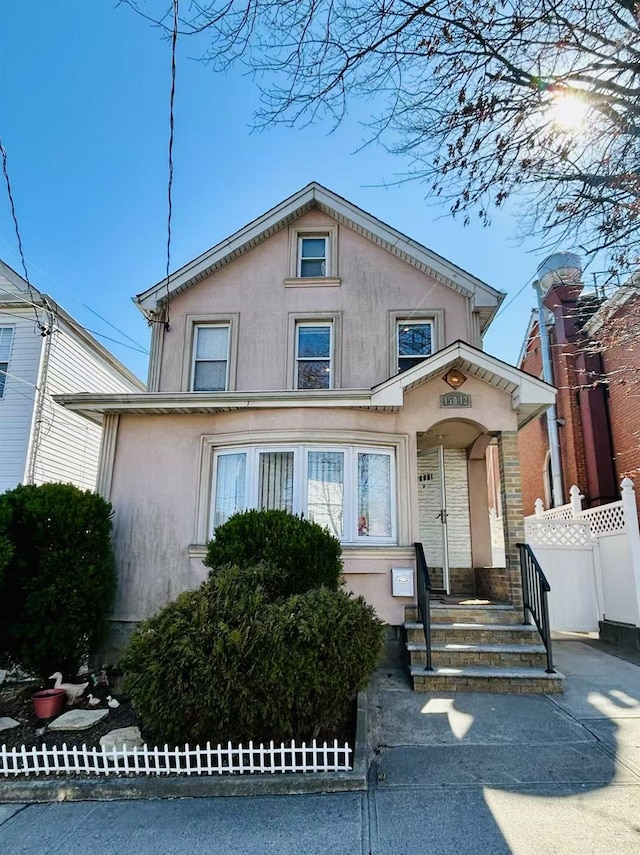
307, 451, 344, 537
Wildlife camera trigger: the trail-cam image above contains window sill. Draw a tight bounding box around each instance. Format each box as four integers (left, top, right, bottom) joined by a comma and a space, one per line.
284, 277, 341, 288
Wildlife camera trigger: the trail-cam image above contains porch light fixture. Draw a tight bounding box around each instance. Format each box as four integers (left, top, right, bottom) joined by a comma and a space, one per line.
444, 368, 466, 389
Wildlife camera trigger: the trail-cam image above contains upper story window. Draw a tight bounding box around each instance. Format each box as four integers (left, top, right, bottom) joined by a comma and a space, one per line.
298, 236, 327, 278
0, 326, 15, 399
286, 225, 340, 286
397, 320, 433, 373
191, 324, 230, 392
296, 322, 332, 389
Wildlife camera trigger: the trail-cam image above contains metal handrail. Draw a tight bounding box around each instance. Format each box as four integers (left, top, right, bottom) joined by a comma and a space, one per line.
414, 542, 434, 672
516, 543, 555, 673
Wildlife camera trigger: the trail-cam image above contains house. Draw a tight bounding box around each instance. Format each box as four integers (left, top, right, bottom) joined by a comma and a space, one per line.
0, 259, 144, 494
56, 183, 559, 687
518, 253, 640, 516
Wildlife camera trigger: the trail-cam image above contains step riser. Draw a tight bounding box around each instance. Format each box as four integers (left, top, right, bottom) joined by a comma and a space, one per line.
409, 650, 548, 669
405, 606, 522, 625
411, 674, 564, 694
407, 627, 539, 645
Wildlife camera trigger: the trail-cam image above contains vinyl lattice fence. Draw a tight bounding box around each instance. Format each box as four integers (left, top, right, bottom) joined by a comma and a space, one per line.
0, 739, 352, 778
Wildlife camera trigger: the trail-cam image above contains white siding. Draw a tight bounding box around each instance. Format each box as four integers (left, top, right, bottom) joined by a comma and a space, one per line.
33, 324, 140, 491
0, 312, 42, 493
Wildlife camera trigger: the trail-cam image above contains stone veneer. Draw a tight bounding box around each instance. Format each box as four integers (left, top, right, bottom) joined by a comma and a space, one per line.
496, 431, 525, 609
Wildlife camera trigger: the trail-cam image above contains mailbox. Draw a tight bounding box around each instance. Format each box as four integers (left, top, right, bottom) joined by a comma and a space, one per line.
391, 567, 414, 597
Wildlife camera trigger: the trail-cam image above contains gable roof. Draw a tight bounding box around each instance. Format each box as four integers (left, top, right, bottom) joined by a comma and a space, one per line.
0, 258, 144, 391
134, 182, 505, 331
371, 339, 556, 427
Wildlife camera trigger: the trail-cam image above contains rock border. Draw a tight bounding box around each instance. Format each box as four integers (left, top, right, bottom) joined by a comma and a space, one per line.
0, 692, 367, 802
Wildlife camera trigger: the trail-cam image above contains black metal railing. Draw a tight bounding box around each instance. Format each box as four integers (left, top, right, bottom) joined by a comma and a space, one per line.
517, 543, 555, 673
414, 541, 433, 672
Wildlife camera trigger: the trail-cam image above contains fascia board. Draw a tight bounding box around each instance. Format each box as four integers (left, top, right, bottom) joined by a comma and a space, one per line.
135, 182, 503, 313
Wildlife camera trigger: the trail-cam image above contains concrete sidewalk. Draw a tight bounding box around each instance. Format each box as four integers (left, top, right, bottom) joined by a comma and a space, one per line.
1, 640, 640, 854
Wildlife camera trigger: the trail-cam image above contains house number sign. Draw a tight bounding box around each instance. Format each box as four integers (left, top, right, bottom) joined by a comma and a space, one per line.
440, 392, 472, 408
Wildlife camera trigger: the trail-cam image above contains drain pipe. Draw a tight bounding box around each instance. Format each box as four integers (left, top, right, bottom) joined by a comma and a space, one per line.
534, 280, 564, 507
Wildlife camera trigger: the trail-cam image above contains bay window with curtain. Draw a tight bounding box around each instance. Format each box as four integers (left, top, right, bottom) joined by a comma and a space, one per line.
210, 444, 395, 544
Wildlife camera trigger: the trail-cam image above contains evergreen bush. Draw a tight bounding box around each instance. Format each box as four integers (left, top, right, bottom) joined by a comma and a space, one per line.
0, 483, 116, 679
204, 509, 343, 595
122, 563, 383, 744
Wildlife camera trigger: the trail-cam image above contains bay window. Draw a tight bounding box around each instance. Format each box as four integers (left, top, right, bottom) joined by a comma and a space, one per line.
210, 445, 395, 543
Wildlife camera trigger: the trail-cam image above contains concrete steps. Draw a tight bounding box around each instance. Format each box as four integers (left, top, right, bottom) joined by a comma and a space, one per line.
404, 603, 564, 694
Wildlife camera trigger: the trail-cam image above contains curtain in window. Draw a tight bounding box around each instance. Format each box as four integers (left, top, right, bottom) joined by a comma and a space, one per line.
307, 451, 344, 537
358, 453, 392, 537
214, 453, 246, 529
258, 452, 294, 513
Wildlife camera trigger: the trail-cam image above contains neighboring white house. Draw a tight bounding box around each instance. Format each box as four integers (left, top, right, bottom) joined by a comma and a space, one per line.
0, 259, 144, 494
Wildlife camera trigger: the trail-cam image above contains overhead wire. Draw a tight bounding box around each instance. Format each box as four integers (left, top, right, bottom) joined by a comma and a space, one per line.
0, 136, 49, 335
161, 0, 179, 331
0, 240, 149, 353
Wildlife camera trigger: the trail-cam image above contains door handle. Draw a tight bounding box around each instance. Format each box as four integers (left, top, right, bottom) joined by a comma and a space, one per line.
436, 509, 448, 523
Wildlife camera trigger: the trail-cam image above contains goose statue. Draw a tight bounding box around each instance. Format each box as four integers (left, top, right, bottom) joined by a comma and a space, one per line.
106, 695, 120, 709
49, 672, 89, 706
86, 694, 101, 707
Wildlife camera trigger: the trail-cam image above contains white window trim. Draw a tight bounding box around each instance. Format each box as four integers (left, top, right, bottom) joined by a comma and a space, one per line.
286, 313, 342, 390
285, 224, 340, 287
209, 443, 396, 545
295, 321, 333, 390
194, 429, 410, 547
387, 310, 444, 377
297, 236, 327, 279
181, 313, 239, 392
0, 326, 15, 400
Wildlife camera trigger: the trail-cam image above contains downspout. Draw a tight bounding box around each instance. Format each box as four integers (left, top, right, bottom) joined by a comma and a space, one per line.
534, 280, 564, 507
24, 300, 55, 485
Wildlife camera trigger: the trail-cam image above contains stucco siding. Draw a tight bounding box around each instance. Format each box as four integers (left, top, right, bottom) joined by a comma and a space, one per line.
0, 313, 42, 493
157, 210, 470, 393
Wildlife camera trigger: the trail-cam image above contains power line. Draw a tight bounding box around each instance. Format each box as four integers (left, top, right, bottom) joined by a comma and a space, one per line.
161, 0, 179, 331
0, 239, 149, 351
84, 328, 149, 354
0, 136, 49, 335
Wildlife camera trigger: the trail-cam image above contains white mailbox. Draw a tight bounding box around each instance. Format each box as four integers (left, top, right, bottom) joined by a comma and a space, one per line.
391, 567, 414, 597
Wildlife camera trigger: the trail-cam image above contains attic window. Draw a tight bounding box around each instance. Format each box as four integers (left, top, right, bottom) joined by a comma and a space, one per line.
286, 224, 340, 286
299, 237, 327, 278
0, 326, 15, 399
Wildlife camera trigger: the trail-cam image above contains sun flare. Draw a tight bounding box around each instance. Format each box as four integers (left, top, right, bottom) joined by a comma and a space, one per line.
550, 92, 589, 131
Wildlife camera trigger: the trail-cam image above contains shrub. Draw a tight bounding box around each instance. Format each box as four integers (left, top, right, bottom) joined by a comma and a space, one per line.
122, 563, 383, 744
204, 509, 343, 596
0, 483, 116, 679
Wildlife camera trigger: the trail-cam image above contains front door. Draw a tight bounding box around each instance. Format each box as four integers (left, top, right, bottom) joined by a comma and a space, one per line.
417, 446, 472, 593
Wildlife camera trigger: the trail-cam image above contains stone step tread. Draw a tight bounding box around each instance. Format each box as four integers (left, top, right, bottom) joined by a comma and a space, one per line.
407, 642, 547, 654
410, 665, 564, 680
405, 621, 538, 633
429, 603, 515, 610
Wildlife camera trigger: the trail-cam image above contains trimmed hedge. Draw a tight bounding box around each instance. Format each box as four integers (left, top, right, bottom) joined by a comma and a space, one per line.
122, 563, 383, 744
0, 483, 116, 679
204, 509, 343, 595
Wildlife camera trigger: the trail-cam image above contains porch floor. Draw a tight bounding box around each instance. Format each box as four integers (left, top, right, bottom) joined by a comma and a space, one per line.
430, 594, 511, 607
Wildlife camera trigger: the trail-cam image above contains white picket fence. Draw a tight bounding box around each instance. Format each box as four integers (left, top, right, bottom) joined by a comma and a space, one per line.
0, 738, 352, 778
526, 478, 640, 632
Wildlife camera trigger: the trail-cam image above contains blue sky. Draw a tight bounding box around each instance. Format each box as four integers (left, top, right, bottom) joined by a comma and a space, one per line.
1, 1, 557, 381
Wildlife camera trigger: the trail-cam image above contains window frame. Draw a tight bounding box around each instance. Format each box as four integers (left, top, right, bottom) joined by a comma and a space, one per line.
0, 326, 15, 400
295, 321, 333, 390
182, 314, 239, 392
387, 310, 444, 377
285, 224, 340, 286
209, 443, 396, 545
286, 312, 342, 390
396, 319, 434, 374
297, 236, 327, 279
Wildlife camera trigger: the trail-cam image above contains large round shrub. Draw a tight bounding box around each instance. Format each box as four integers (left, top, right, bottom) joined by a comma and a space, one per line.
0, 483, 116, 679
122, 563, 383, 744
204, 509, 343, 595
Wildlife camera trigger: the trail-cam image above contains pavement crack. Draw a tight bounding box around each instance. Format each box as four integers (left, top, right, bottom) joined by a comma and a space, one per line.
0, 803, 30, 828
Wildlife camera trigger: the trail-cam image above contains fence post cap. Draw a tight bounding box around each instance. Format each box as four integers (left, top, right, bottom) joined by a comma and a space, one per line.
621, 477, 635, 490
534, 498, 544, 517
569, 485, 584, 498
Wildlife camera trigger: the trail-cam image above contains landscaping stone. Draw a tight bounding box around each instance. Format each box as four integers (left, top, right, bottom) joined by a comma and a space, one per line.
0, 717, 20, 732
99, 727, 145, 753
49, 709, 109, 731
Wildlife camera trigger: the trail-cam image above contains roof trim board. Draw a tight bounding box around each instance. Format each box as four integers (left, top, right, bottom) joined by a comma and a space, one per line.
134, 183, 505, 330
